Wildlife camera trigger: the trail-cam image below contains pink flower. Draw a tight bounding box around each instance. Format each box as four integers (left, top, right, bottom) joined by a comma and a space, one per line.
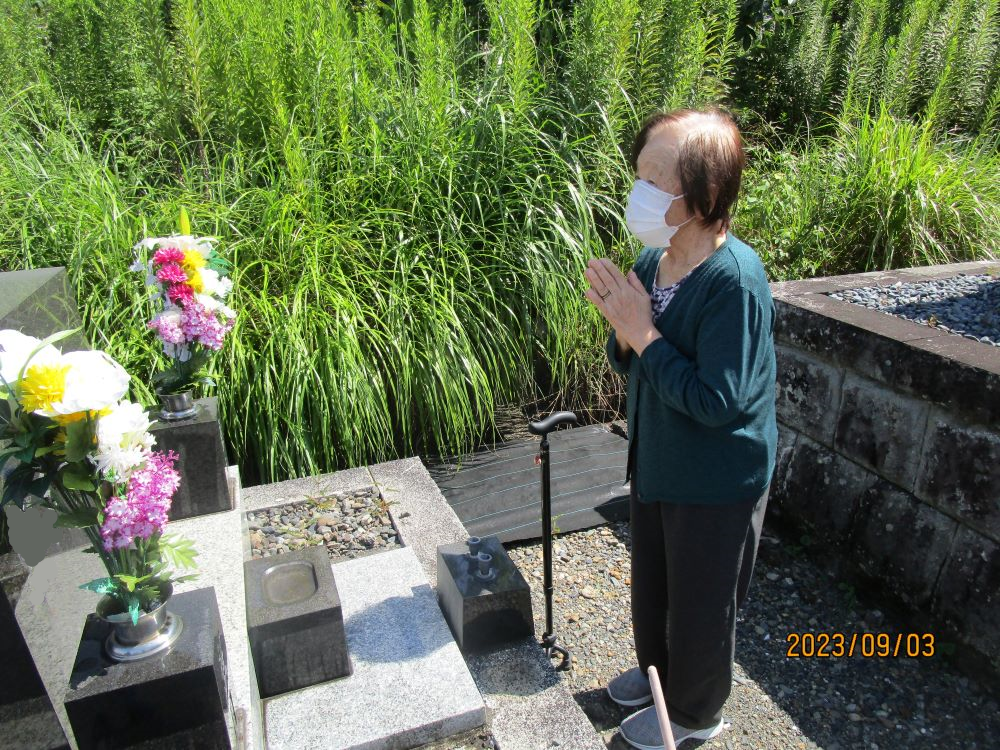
100, 450, 180, 551
180, 302, 234, 350
152, 247, 185, 266
156, 263, 188, 284
167, 283, 195, 305
148, 310, 185, 345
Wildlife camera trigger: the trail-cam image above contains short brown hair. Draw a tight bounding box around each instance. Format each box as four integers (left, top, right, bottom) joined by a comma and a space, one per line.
630, 108, 745, 231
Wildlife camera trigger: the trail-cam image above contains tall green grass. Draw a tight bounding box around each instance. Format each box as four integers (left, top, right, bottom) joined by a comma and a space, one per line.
0, 0, 997, 493
745, 0, 1000, 136
738, 105, 1000, 278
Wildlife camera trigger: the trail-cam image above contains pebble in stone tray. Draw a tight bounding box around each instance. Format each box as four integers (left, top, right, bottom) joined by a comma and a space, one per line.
828, 273, 1000, 346
247, 486, 401, 563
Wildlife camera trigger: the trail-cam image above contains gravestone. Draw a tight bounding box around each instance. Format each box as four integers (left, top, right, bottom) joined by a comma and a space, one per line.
0, 267, 89, 351
150, 397, 233, 520
1, 267, 90, 562
437, 536, 534, 653
64, 586, 231, 750
244, 546, 351, 697
0, 552, 70, 750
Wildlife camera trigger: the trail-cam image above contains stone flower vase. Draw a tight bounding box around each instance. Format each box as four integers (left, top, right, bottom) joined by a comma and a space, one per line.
96, 582, 184, 662
157, 389, 199, 421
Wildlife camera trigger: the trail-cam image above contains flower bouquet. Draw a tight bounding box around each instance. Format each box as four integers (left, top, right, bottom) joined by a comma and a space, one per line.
0, 328, 197, 656
132, 209, 235, 417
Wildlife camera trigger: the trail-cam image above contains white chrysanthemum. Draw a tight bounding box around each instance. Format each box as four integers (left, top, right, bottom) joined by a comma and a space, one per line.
154, 308, 184, 327
172, 234, 217, 260
37, 350, 131, 417
194, 293, 236, 320
0, 330, 62, 387
198, 269, 232, 300
133, 236, 166, 251
94, 400, 156, 477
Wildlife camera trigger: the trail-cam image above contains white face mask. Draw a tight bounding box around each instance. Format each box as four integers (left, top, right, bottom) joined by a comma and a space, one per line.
624, 179, 694, 248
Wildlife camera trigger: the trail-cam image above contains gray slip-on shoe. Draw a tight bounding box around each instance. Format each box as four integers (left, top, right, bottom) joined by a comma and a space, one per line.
620, 705, 727, 750
607, 667, 653, 707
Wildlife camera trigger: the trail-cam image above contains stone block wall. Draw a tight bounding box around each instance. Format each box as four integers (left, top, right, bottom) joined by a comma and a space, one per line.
768, 260, 1000, 670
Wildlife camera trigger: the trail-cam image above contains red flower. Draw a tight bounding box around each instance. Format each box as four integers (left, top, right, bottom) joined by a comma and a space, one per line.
156, 263, 188, 284
152, 247, 185, 266
167, 283, 195, 304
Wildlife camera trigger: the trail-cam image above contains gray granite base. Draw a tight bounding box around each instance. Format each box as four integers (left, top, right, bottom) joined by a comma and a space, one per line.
262, 546, 485, 750
222, 458, 604, 750
0, 554, 69, 750
367, 457, 605, 750
0, 696, 70, 750
14, 466, 256, 750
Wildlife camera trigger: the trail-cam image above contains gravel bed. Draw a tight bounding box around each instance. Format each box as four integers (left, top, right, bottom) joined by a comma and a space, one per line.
416, 728, 496, 749
505, 522, 1000, 749
828, 274, 1000, 346
247, 486, 400, 562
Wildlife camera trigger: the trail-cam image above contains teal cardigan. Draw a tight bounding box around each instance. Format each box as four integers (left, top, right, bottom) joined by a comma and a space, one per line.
606, 233, 777, 504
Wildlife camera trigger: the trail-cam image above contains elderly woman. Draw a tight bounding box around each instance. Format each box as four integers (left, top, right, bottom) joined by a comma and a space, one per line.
584, 109, 776, 749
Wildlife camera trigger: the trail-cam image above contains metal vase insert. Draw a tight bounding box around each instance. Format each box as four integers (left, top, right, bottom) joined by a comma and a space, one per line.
157, 390, 199, 421
97, 584, 184, 662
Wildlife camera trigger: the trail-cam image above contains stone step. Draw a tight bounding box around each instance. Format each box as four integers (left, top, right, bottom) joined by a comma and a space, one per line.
262, 546, 485, 750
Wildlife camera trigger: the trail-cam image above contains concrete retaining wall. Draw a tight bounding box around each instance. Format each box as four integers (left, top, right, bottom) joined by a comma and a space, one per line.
768, 260, 1000, 670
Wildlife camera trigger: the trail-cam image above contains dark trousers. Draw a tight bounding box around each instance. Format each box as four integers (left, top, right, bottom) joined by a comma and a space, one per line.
630, 478, 769, 729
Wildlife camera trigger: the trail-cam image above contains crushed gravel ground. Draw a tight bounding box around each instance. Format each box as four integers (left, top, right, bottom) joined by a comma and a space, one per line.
828, 274, 1000, 346
505, 521, 1000, 749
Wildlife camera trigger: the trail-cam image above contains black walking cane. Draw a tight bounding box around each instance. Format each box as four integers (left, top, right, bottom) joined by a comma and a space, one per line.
528, 410, 578, 670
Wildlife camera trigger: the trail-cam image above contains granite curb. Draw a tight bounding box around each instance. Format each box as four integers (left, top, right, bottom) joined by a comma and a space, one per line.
366, 456, 606, 750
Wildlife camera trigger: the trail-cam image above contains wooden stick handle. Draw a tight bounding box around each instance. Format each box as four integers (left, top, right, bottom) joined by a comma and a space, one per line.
647, 666, 677, 750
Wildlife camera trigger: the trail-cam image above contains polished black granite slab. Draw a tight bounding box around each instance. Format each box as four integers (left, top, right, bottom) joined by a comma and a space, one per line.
1, 268, 90, 561
149, 398, 232, 521
0, 558, 70, 749
64, 587, 231, 750
437, 536, 534, 653
0, 267, 89, 350
245, 546, 351, 698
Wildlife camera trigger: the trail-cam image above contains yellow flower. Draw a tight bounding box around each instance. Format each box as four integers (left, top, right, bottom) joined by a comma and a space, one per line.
182, 248, 207, 272
18, 363, 71, 413
187, 269, 204, 293
53, 407, 112, 426
52, 428, 68, 456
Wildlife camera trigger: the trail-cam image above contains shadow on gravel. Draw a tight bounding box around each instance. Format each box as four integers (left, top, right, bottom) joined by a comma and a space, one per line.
733, 517, 1000, 750
506, 515, 1000, 749
571, 519, 1000, 749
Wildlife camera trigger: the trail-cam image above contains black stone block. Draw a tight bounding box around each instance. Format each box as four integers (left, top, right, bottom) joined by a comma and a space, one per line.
437, 536, 534, 653
0, 267, 89, 350
244, 546, 351, 698
149, 398, 232, 521
0, 558, 70, 749
64, 587, 231, 750
1, 268, 90, 562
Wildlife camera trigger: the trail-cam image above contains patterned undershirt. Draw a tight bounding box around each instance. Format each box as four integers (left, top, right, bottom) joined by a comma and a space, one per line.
651, 270, 692, 323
